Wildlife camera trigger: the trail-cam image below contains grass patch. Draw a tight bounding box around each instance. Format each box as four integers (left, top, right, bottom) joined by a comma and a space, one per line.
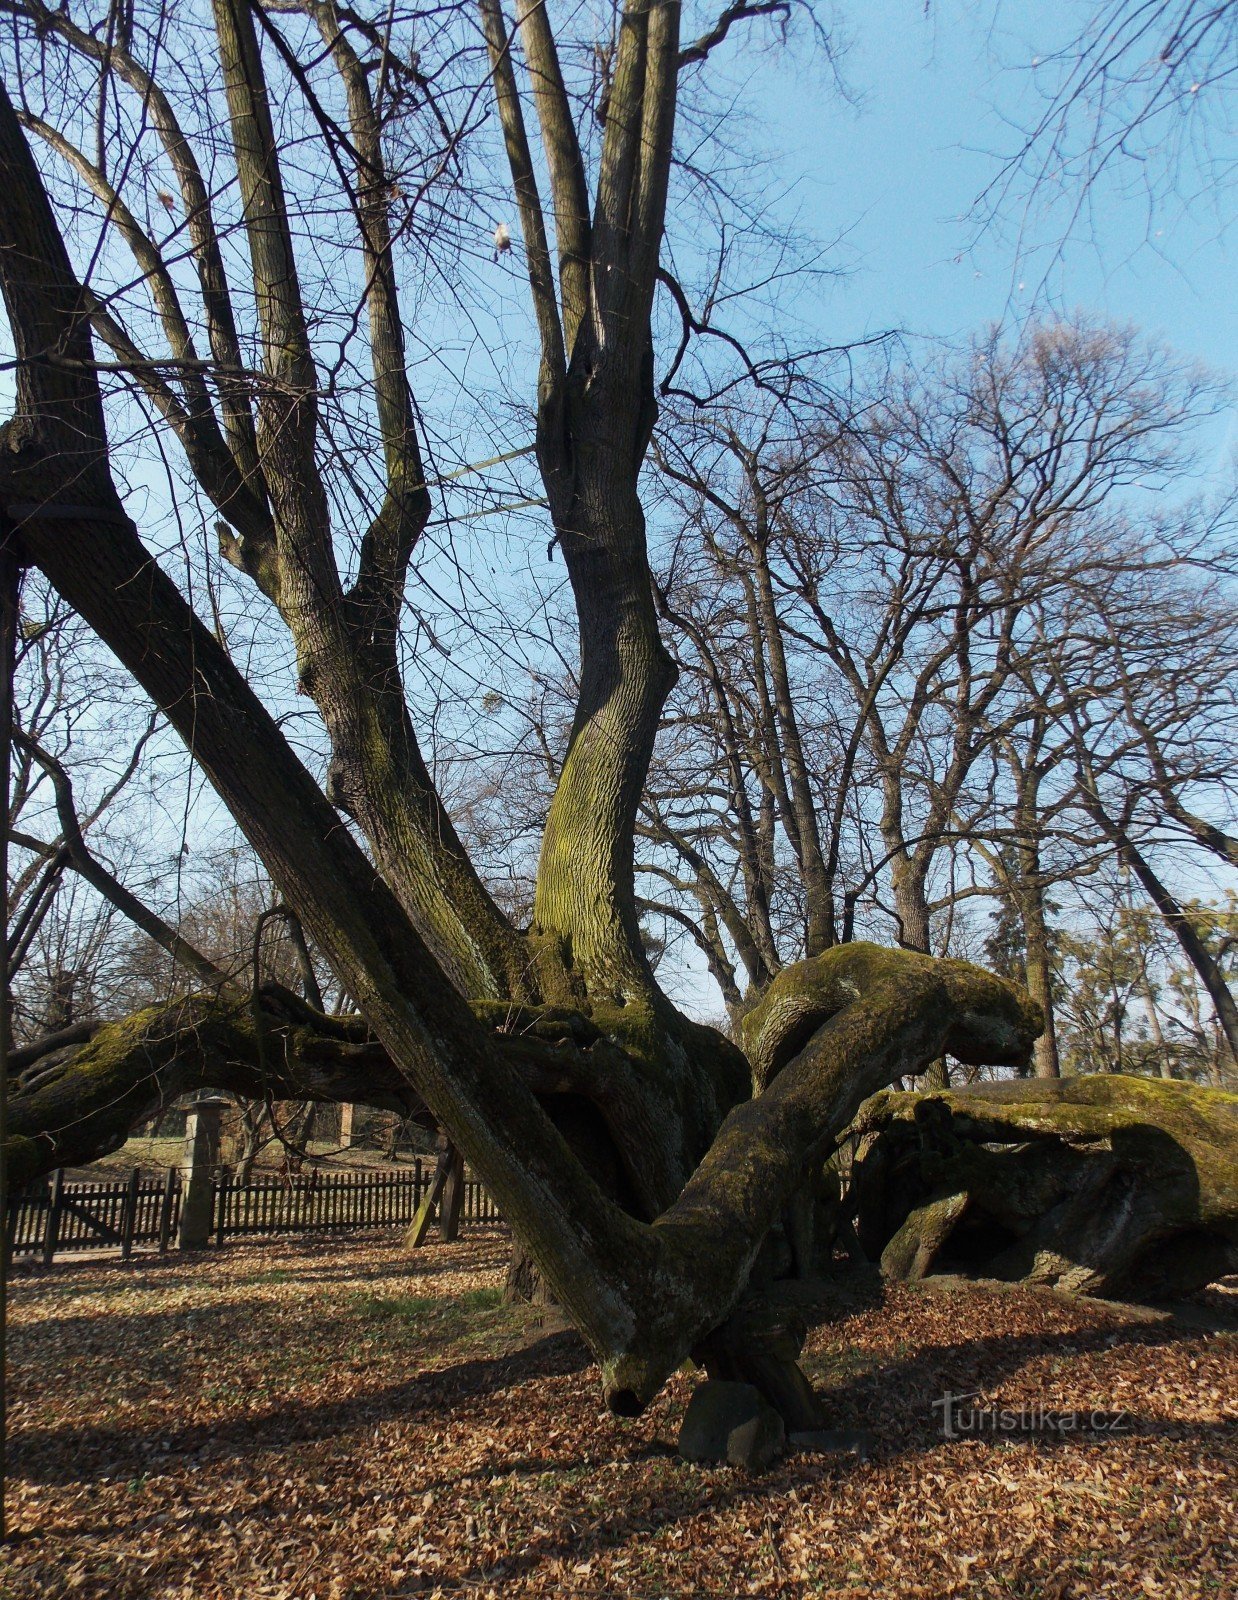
348, 1284, 509, 1350
352, 1285, 502, 1319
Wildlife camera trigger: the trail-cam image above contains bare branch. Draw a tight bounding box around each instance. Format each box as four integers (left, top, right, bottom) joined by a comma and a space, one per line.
14, 733, 232, 990
678, 0, 789, 68
479, 0, 566, 397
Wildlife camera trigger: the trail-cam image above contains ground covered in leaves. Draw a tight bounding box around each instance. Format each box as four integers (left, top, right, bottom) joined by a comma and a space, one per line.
5, 1228, 1235, 1599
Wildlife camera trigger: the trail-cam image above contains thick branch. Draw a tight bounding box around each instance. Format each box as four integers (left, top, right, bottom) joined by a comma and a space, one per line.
1089, 799, 1238, 1067
211, 0, 341, 631
600, 942, 1042, 1411
852, 1076, 1238, 1298
5, 989, 416, 1185
1157, 791, 1238, 869
479, 0, 567, 399
310, 2, 432, 627
11, 730, 229, 991
0, 82, 1041, 1425
0, 75, 652, 1378
516, 0, 593, 348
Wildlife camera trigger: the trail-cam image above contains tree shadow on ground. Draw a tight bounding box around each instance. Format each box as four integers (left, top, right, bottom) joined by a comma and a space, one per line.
15, 1295, 1221, 1490
810, 1303, 1232, 1447
8, 1228, 509, 1293
10, 1326, 591, 1486
8, 1244, 512, 1340
438, 1410, 1236, 1595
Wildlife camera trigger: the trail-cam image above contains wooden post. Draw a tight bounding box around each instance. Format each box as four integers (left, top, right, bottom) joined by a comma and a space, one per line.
403, 1138, 451, 1249
42, 1170, 65, 1266
338, 1102, 356, 1148
157, 1166, 178, 1253
120, 1166, 141, 1261
439, 1142, 465, 1243
3, 1192, 20, 1269
215, 1166, 231, 1248
178, 1093, 225, 1249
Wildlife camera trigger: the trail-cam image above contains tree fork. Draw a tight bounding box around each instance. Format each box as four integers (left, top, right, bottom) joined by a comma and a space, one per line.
0, 78, 1041, 1423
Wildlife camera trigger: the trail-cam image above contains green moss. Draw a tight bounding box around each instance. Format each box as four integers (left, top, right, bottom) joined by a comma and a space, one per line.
468, 998, 601, 1046
854, 1073, 1238, 1297
880, 1188, 970, 1279
868, 1073, 1237, 1155
742, 942, 1041, 1093
586, 997, 665, 1069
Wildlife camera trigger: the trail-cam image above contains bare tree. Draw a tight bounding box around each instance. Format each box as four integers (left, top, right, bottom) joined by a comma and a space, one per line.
1033, 521, 1238, 1067
1, 1, 1038, 1428
640, 321, 1228, 1087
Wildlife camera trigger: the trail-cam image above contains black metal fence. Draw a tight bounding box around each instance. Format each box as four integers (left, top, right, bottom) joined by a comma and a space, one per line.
6, 1161, 501, 1262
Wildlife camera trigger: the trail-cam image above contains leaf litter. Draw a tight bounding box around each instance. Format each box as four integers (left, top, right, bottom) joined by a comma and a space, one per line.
3, 1228, 1235, 1598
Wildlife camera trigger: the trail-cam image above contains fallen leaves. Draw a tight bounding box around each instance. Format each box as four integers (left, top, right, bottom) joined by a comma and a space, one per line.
3, 1231, 1235, 1598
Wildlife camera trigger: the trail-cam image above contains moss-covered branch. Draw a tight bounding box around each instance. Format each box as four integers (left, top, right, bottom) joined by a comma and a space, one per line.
849, 1074, 1238, 1299
6, 989, 416, 1186
8, 943, 1041, 1418
7, 993, 698, 1204
598, 943, 1042, 1411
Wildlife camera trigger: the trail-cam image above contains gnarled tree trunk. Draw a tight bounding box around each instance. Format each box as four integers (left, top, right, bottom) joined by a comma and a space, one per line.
0, 7, 1043, 1440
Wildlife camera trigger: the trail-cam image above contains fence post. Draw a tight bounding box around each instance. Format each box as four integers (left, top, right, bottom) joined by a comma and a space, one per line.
120, 1166, 141, 1262
178, 1093, 225, 1250
157, 1165, 178, 1253
3, 1189, 21, 1269
41, 1169, 65, 1266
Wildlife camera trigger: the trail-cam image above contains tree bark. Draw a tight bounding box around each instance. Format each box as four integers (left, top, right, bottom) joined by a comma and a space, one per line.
533, 478, 679, 1005
5, 990, 417, 1186
20, 1, 531, 1005
482, 0, 688, 1009
744, 515, 836, 954
852, 1076, 1238, 1299
1020, 879, 1060, 1079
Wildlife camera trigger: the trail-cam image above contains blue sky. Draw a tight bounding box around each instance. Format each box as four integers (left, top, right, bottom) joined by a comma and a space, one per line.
754, 0, 1234, 471
654, 0, 1236, 1013
3, 2, 1232, 1019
